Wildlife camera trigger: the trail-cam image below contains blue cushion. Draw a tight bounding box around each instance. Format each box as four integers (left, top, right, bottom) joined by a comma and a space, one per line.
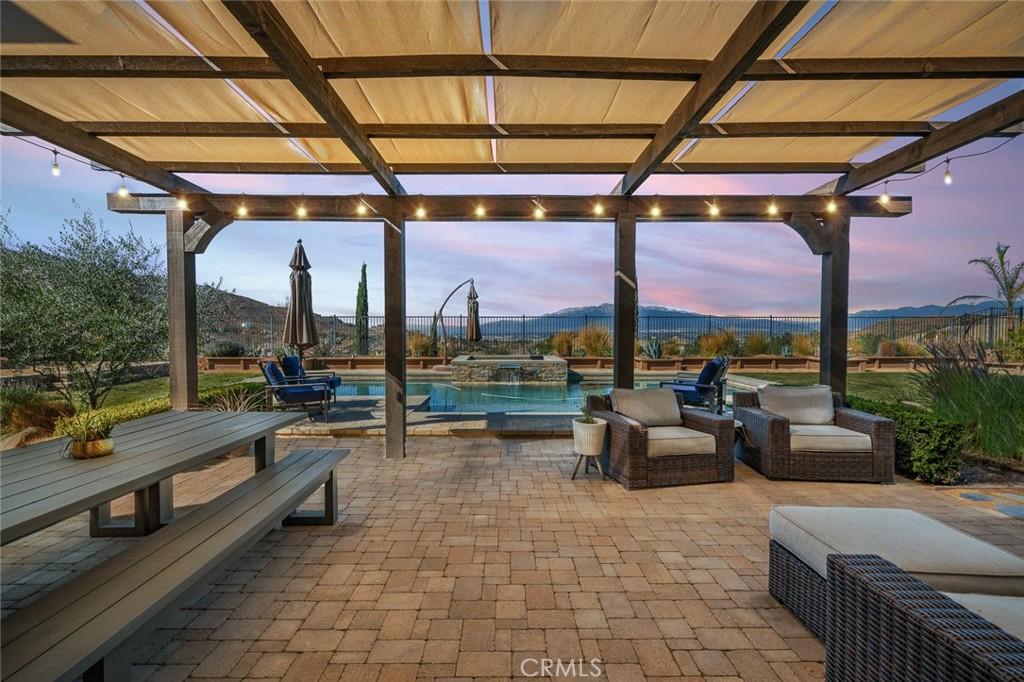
695, 357, 724, 385
280, 355, 302, 377
276, 386, 327, 403
267, 362, 288, 386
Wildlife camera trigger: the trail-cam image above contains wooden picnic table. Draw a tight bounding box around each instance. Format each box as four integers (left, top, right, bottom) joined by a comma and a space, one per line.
0, 410, 303, 545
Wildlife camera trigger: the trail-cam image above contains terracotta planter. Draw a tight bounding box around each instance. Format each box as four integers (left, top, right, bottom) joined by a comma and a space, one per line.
70, 438, 114, 459
572, 418, 607, 456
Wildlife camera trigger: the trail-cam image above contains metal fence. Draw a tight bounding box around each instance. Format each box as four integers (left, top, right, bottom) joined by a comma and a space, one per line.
202, 308, 1023, 357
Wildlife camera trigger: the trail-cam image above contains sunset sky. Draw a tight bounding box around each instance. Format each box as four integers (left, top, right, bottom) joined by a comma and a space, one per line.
2, 81, 1021, 318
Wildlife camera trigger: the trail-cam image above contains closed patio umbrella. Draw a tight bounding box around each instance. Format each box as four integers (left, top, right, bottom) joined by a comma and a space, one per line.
466, 280, 481, 342
283, 239, 318, 362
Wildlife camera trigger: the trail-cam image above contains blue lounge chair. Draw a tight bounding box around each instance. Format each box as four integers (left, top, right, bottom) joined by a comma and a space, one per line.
260, 361, 330, 421
280, 355, 341, 403
660, 356, 730, 414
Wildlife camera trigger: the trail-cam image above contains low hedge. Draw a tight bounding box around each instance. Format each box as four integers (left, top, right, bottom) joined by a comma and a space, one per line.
847, 395, 967, 485
53, 382, 265, 438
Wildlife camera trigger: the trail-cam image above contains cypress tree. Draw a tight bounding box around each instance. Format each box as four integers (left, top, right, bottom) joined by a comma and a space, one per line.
355, 263, 369, 355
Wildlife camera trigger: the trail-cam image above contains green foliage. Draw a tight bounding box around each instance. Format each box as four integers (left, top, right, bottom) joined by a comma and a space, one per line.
854, 333, 885, 355
546, 331, 575, 357
407, 331, 431, 357
355, 263, 369, 355
662, 338, 683, 357
643, 337, 663, 359
998, 327, 1024, 362
791, 334, 817, 357
697, 329, 738, 356
915, 343, 1024, 461
197, 279, 237, 352
578, 401, 595, 424
207, 340, 248, 357
202, 384, 264, 412
58, 409, 116, 443
947, 243, 1023, 333
744, 333, 770, 355
1, 384, 46, 431
428, 313, 439, 356
847, 395, 966, 485
1, 210, 166, 409
577, 325, 612, 357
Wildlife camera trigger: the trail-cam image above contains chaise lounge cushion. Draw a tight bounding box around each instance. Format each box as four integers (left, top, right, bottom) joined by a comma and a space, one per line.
646, 426, 716, 457
789, 424, 872, 452
770, 506, 1024, 596
757, 385, 834, 425
944, 592, 1024, 640
611, 388, 682, 427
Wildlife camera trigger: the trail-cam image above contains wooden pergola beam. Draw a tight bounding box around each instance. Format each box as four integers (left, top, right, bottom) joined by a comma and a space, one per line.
4, 54, 1021, 81
152, 161, 869, 175
0, 93, 205, 195
221, 0, 404, 196
54, 120, 1024, 139
833, 89, 1024, 195
108, 193, 911, 221
620, 0, 808, 194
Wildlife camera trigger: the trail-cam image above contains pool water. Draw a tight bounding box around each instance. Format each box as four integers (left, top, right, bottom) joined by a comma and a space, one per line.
336, 381, 734, 413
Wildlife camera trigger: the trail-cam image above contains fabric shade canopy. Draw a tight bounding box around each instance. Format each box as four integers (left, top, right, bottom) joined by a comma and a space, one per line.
283, 239, 317, 359
466, 281, 481, 343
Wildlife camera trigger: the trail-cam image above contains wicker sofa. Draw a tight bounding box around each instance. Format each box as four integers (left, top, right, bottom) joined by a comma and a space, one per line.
586, 389, 734, 490
734, 385, 894, 482
769, 506, 1024, 681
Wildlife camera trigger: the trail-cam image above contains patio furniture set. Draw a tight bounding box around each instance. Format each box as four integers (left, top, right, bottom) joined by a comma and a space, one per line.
0, 411, 345, 681
586, 380, 1024, 680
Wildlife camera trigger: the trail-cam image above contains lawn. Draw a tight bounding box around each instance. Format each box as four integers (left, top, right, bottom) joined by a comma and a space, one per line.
98, 372, 261, 408
735, 371, 924, 403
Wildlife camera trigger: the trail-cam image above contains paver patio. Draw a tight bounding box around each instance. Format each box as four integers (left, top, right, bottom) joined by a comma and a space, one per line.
3, 437, 1022, 681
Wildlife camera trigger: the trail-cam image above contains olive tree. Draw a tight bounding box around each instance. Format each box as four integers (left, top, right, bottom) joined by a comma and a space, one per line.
1, 210, 167, 409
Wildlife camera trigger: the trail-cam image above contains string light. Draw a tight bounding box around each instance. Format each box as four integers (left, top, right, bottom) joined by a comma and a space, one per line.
296, 203, 307, 218
356, 201, 368, 216
236, 200, 248, 218
826, 197, 837, 213
415, 206, 427, 219
116, 174, 129, 198
533, 206, 545, 219
50, 150, 60, 177
177, 197, 188, 210
593, 200, 604, 217
708, 198, 720, 217
767, 196, 778, 216
880, 182, 890, 205
943, 159, 953, 185
650, 204, 662, 218
474, 204, 486, 218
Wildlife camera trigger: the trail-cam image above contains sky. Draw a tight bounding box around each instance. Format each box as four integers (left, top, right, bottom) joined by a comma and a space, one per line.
1, 82, 1021, 318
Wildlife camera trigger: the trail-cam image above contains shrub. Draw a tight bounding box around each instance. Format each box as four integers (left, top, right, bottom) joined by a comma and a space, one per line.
1, 384, 47, 432
207, 340, 248, 357
791, 334, 817, 357
998, 327, 1024, 362
576, 325, 612, 357
9, 401, 72, 433
744, 333, 770, 355
767, 333, 793, 356
852, 333, 884, 356
662, 338, 683, 357
643, 337, 663, 359
698, 330, 738, 357
203, 384, 265, 412
407, 331, 431, 357
877, 340, 899, 356
60, 410, 117, 443
847, 395, 966, 484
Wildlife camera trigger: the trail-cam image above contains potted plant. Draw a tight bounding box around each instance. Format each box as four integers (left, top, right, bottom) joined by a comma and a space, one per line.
63, 410, 116, 459
572, 402, 607, 456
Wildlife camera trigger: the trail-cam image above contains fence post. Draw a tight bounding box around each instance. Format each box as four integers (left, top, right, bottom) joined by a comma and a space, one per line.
268, 316, 275, 354
331, 315, 337, 352
769, 315, 774, 338
521, 314, 527, 354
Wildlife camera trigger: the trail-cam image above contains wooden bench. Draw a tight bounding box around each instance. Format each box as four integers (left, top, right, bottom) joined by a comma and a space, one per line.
0, 447, 347, 682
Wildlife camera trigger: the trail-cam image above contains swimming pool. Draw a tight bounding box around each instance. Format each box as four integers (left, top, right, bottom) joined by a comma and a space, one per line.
336, 381, 736, 413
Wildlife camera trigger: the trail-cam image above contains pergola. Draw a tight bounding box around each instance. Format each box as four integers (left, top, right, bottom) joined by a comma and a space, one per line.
2, 0, 1022, 458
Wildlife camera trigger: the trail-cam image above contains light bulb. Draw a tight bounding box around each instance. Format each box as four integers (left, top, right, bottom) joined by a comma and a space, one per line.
117, 174, 129, 197
296, 204, 307, 218
709, 202, 720, 217
177, 198, 188, 210
474, 205, 486, 218
880, 183, 890, 205
593, 201, 604, 216
650, 205, 661, 218
237, 204, 248, 217
533, 206, 544, 220
415, 206, 426, 219
50, 151, 60, 177
944, 161, 952, 185
356, 202, 368, 216
767, 198, 778, 216
826, 198, 837, 213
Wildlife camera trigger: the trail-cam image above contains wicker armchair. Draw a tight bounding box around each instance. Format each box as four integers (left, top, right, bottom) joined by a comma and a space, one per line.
826, 554, 1024, 681
586, 394, 734, 490
733, 391, 894, 483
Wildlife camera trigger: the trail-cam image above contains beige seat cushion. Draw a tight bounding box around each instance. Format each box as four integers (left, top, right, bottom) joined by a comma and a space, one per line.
944, 592, 1024, 640
758, 385, 834, 425
611, 388, 681, 427
647, 426, 716, 457
770, 506, 1024, 596
789, 424, 872, 452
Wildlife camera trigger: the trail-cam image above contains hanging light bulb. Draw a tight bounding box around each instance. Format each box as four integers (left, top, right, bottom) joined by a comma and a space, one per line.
533, 206, 545, 220
296, 204, 307, 218
356, 201, 368, 216
826, 197, 837, 213
117, 174, 129, 198
50, 150, 61, 177
767, 196, 778, 217
474, 204, 486, 218
650, 204, 662, 218
593, 201, 604, 217
708, 198, 720, 217
943, 159, 953, 185
415, 206, 427, 219
236, 201, 248, 218
880, 182, 890, 205
177, 197, 188, 210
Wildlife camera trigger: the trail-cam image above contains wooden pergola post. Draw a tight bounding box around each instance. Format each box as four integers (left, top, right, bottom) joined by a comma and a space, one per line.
613, 213, 637, 389
818, 215, 850, 397
383, 212, 407, 458
166, 210, 199, 410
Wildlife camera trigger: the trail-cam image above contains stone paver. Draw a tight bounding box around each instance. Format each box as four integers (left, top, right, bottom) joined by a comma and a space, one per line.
2, 436, 1022, 681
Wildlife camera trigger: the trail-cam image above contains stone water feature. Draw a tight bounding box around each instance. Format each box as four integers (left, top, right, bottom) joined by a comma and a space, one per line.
450, 355, 568, 383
